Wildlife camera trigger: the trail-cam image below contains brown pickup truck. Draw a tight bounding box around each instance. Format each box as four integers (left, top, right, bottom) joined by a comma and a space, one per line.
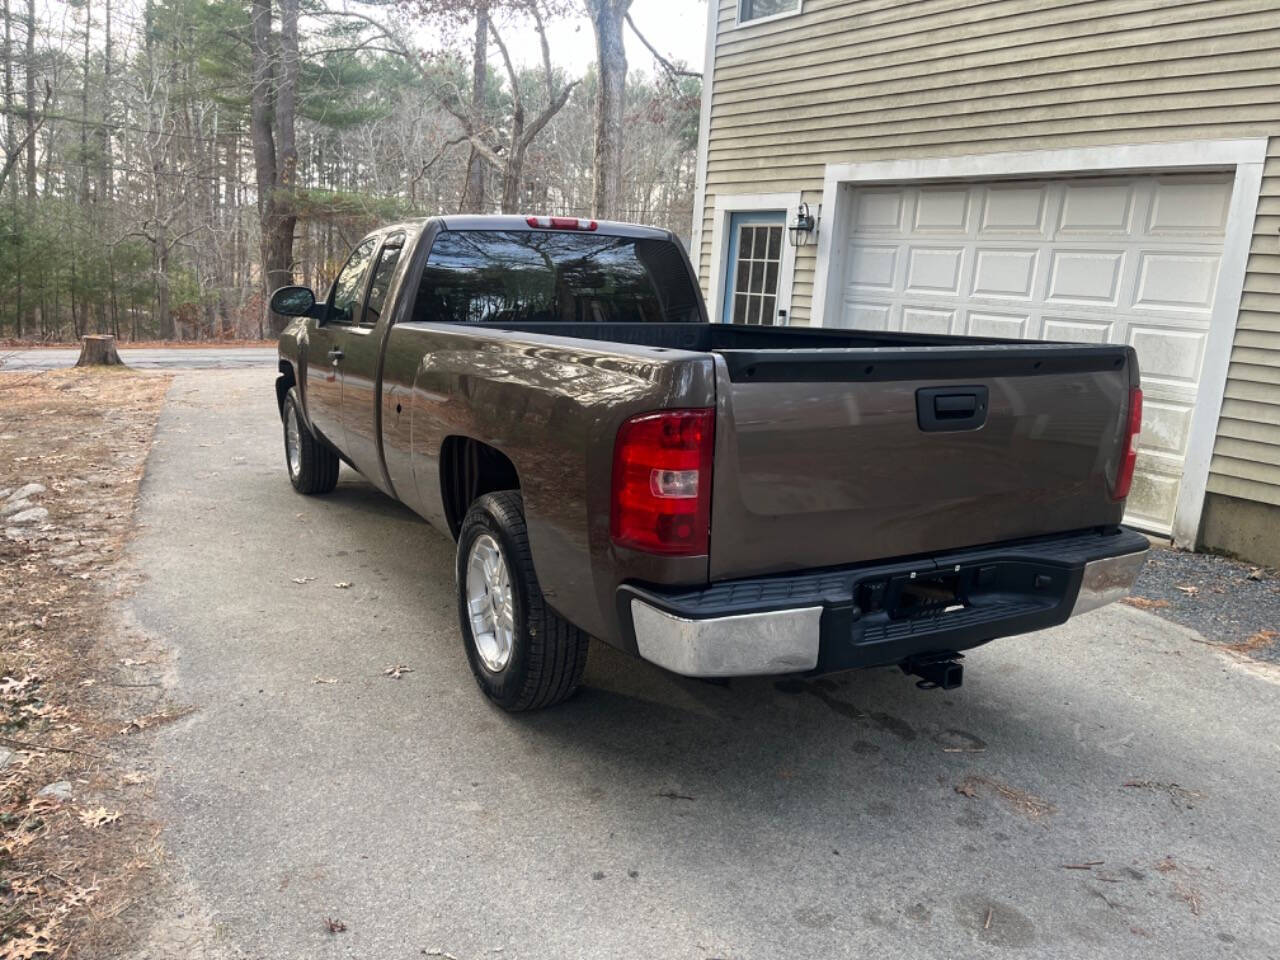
272, 215, 1148, 711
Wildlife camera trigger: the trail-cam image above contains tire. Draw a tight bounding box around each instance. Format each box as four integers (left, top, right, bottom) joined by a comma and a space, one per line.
456, 491, 588, 711
282, 387, 339, 495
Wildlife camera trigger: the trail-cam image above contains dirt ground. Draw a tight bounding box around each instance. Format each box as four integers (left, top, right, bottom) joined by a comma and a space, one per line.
0, 341, 273, 351
0, 370, 176, 960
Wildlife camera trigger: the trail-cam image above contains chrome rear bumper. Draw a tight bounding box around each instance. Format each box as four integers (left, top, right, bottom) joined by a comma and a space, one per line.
623, 529, 1150, 679
1069, 545, 1149, 616
630, 601, 821, 678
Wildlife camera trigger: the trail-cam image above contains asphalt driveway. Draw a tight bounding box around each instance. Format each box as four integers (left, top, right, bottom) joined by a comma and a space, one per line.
128, 370, 1280, 959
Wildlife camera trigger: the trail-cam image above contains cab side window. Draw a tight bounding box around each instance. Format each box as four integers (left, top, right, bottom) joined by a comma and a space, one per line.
329, 238, 378, 325
361, 236, 405, 328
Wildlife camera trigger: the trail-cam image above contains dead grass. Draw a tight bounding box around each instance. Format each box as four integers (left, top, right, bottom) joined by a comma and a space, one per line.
0, 368, 174, 959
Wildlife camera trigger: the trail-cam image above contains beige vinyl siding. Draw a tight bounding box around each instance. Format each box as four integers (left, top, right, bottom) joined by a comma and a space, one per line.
1208, 136, 1280, 505
698, 0, 1280, 507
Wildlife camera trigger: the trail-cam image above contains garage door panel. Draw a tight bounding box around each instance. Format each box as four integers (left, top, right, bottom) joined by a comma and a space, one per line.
854, 191, 905, 233
1148, 179, 1232, 235
840, 173, 1234, 535
1058, 181, 1137, 235
967, 310, 1030, 339
1127, 325, 1208, 385
905, 247, 965, 295
1134, 253, 1220, 312
845, 244, 898, 291
843, 301, 892, 331
914, 188, 970, 233
980, 184, 1050, 235
901, 306, 955, 335
1046, 250, 1126, 306
1043, 316, 1114, 343
1140, 399, 1196, 458
972, 249, 1039, 299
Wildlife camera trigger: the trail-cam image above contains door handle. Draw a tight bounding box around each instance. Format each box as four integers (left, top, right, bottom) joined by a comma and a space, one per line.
917, 386, 988, 432
328, 348, 344, 364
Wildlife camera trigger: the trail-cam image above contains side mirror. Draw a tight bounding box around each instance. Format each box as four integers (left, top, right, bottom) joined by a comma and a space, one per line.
270, 285, 318, 319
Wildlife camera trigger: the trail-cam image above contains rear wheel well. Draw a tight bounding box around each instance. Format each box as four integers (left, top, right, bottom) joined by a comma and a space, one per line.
441, 437, 520, 538
276, 361, 296, 416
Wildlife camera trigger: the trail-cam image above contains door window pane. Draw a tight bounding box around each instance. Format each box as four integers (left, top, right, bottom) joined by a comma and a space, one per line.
728, 223, 785, 326
330, 238, 378, 325
362, 238, 404, 328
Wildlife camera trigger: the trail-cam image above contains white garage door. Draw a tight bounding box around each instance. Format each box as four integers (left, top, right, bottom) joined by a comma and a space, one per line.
838, 173, 1234, 535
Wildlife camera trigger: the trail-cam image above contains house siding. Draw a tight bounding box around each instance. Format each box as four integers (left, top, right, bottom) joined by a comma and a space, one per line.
695, 0, 1280, 517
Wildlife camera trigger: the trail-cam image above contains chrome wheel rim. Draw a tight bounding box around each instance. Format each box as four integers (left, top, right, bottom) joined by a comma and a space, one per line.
285, 405, 302, 478
466, 533, 515, 672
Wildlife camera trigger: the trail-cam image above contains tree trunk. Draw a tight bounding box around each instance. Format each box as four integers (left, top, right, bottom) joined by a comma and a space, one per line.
250, 0, 292, 336
156, 224, 172, 340
588, 0, 629, 220
23, 0, 34, 205
76, 334, 123, 366
460, 0, 489, 214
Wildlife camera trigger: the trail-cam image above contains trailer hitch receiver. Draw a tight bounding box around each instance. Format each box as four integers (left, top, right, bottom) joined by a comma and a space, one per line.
902, 653, 964, 691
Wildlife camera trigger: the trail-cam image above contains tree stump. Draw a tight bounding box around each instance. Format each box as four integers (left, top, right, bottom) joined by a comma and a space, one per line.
75, 335, 124, 367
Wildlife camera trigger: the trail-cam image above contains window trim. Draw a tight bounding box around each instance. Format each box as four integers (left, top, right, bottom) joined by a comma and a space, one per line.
734, 0, 803, 28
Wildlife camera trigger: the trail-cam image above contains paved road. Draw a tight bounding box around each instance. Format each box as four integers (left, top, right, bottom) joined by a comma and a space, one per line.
128, 370, 1280, 959
0, 346, 274, 371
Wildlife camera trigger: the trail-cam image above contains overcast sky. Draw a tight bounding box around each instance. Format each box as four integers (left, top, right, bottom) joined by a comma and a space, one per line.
499, 0, 708, 76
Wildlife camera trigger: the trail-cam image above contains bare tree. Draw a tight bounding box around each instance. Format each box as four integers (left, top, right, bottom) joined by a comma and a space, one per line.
583, 0, 630, 219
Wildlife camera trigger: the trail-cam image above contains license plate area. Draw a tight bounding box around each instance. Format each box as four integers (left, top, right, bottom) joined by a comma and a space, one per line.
889, 572, 964, 621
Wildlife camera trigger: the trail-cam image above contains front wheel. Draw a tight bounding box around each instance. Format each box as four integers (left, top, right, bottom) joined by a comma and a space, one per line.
456, 491, 588, 711
282, 387, 339, 495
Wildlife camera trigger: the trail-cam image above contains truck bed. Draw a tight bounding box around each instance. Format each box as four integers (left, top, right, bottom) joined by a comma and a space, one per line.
465, 319, 1137, 581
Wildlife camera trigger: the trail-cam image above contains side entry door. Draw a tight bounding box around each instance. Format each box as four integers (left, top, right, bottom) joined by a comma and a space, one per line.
339, 233, 405, 484
305, 237, 377, 454
721, 211, 787, 325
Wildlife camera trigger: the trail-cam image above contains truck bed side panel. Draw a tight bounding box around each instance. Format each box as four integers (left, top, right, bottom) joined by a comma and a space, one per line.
382, 323, 717, 643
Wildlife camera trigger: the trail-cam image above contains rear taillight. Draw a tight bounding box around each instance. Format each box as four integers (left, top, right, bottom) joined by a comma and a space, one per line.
611, 409, 714, 556
525, 216, 598, 231
1112, 387, 1143, 502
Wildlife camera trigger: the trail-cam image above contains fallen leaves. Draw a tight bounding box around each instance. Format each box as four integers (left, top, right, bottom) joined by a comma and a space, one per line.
324, 917, 347, 934
954, 775, 1055, 820
1226, 629, 1279, 656
121, 706, 193, 735
333, 582, 352, 590
76, 806, 121, 829
1120, 596, 1170, 610
1175, 584, 1199, 597
383, 664, 413, 679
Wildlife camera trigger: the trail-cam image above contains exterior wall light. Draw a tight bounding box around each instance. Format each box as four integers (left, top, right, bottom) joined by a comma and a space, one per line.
788, 202, 816, 247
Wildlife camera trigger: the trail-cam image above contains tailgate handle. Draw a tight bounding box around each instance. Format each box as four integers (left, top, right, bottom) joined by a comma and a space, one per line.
917, 386, 989, 432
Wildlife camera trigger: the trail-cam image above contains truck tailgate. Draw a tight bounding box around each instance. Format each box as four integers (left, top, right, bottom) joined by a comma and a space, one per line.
708, 344, 1136, 581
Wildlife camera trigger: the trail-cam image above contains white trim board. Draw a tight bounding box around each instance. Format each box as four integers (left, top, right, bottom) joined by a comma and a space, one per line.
706, 192, 802, 326
808, 138, 1269, 549
688, 0, 719, 275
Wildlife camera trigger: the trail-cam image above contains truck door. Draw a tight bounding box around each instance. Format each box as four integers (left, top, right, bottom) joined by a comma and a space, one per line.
339, 233, 405, 485
305, 237, 377, 453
